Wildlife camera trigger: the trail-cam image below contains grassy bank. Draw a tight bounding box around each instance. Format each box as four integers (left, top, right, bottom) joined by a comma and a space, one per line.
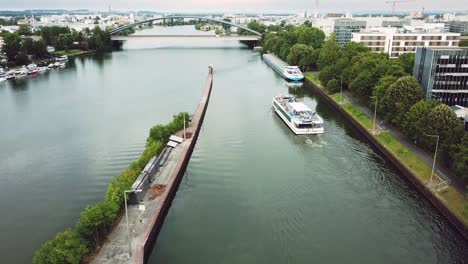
55, 49, 95, 57
305, 72, 468, 227
33, 113, 189, 264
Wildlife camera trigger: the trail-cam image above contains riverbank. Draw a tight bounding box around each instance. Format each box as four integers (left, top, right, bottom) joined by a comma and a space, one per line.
55, 49, 95, 57
303, 72, 468, 239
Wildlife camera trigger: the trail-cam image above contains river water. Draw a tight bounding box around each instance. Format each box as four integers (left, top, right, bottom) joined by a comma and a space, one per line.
0, 26, 466, 263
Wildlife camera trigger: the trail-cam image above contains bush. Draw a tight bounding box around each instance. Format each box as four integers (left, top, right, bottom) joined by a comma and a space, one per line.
33, 230, 89, 264
326, 78, 340, 93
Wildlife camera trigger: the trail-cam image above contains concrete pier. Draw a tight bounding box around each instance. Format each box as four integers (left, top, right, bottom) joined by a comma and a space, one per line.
90, 69, 214, 264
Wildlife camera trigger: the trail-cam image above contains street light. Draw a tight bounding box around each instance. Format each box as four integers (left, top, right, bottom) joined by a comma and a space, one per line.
340, 75, 343, 103
372, 95, 378, 134
425, 134, 439, 187
124, 189, 142, 257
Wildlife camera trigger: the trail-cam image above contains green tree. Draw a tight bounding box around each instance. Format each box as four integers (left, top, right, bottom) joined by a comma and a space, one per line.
294, 26, 325, 49
397, 53, 415, 74
15, 52, 29, 65
76, 202, 117, 249
240, 20, 266, 35
347, 52, 391, 98
16, 24, 32, 36
33, 229, 89, 264
32, 40, 47, 58
349, 71, 374, 98
424, 104, 464, 162
341, 41, 369, 60
318, 65, 336, 86
317, 34, 340, 69
327, 78, 340, 93
383, 76, 424, 124
57, 33, 74, 50
2, 32, 22, 61
451, 134, 468, 180
371, 75, 399, 113
288, 44, 315, 71
21, 37, 34, 54
401, 99, 441, 142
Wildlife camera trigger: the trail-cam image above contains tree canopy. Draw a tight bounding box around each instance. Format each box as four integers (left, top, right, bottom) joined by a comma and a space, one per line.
382, 76, 424, 124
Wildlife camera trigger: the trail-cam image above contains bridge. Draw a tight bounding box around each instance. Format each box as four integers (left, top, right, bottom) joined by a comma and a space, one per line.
109, 15, 262, 36
110, 34, 261, 41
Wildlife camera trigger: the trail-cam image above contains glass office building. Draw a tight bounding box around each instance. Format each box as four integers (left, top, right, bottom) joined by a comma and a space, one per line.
334, 19, 366, 45
413, 47, 468, 107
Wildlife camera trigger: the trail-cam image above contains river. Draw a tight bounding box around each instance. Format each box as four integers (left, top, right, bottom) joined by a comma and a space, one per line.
0, 26, 466, 263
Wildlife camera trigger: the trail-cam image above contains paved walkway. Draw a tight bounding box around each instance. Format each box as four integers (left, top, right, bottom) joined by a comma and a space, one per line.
340, 90, 467, 194
90, 141, 187, 264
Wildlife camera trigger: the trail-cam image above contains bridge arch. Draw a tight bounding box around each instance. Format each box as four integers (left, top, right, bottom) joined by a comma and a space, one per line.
109, 15, 261, 36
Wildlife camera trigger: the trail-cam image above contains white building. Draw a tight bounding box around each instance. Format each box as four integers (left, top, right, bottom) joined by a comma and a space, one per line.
351, 27, 460, 58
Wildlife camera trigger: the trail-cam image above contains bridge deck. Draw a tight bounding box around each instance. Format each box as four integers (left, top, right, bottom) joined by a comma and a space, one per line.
111, 35, 261, 41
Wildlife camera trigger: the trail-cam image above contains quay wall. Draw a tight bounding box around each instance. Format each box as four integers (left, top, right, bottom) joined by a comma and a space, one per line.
304, 77, 468, 241
134, 71, 214, 263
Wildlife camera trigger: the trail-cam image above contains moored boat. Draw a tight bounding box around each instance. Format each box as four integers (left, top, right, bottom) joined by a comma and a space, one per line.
15, 67, 28, 79
272, 94, 324, 135
55, 55, 68, 62
38, 67, 48, 73
6, 70, 16, 80
0, 77, 5, 83
263, 53, 304, 82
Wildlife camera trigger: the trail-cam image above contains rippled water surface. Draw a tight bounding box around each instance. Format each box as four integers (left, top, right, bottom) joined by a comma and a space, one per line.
0, 26, 466, 263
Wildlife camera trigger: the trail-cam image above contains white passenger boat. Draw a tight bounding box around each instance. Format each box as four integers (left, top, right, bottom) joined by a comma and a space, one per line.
263, 53, 304, 82
272, 94, 324, 135
48, 63, 54, 68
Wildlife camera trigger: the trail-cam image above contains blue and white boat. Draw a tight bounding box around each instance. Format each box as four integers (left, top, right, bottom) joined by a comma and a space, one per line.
263, 53, 304, 82
272, 94, 324, 135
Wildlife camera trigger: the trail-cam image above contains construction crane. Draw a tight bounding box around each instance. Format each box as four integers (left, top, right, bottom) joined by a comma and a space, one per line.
385, 0, 415, 16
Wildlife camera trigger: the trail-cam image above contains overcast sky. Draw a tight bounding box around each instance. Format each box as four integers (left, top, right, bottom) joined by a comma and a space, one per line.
0, 0, 466, 13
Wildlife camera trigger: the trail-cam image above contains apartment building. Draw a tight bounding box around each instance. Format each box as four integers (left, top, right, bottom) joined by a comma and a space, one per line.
413, 47, 468, 107
351, 27, 460, 58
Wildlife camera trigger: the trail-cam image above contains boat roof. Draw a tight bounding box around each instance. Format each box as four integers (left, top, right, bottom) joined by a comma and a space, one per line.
289, 102, 312, 112
285, 66, 299, 69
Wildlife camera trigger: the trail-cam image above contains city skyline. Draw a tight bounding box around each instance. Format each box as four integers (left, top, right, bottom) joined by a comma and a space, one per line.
0, 0, 467, 13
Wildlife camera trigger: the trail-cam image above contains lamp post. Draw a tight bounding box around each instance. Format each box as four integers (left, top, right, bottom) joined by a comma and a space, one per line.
425, 134, 439, 187
183, 113, 186, 140
340, 75, 343, 103
124, 189, 142, 257
372, 96, 378, 134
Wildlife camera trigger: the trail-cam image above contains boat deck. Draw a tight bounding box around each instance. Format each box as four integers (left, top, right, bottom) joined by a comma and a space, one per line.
263, 53, 289, 68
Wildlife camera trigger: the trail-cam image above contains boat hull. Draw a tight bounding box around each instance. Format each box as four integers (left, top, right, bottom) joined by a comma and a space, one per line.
263, 55, 304, 82
273, 100, 324, 135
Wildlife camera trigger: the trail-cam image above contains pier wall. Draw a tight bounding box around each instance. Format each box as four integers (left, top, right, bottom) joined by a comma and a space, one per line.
304, 78, 468, 241
134, 71, 214, 263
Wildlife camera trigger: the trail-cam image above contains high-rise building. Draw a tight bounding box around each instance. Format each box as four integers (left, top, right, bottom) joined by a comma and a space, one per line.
413, 47, 468, 107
